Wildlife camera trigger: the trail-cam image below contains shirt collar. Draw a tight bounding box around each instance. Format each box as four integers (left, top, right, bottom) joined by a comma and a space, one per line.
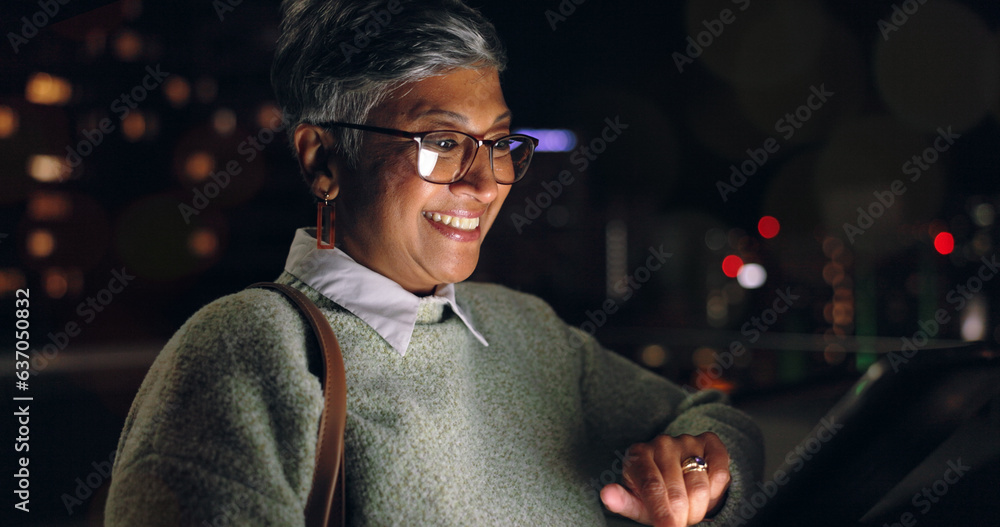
283, 228, 489, 356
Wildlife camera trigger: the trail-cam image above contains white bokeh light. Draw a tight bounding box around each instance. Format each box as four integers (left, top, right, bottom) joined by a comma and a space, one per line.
737, 263, 767, 289
960, 295, 987, 341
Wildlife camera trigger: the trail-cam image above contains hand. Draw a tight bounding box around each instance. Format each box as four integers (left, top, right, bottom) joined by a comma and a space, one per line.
600, 433, 731, 527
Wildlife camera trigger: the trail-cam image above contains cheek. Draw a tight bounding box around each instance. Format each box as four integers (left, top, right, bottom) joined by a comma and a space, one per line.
377, 172, 436, 225
347, 155, 409, 220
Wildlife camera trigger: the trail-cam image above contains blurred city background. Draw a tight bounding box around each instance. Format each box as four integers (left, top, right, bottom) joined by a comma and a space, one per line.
1, 0, 999, 524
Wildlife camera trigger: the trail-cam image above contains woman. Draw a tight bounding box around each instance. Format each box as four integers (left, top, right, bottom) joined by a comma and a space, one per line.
106, 1, 764, 525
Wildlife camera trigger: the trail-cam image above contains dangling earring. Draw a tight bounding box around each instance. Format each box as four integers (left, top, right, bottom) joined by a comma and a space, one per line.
317, 193, 336, 249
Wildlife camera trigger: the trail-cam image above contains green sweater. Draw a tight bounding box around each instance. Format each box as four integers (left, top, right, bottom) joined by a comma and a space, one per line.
106, 272, 764, 526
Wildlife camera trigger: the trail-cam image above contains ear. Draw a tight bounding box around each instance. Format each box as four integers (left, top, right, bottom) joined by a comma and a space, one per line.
293, 123, 344, 201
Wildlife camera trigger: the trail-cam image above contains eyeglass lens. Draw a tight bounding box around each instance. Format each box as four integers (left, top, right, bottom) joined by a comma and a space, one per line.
417, 132, 533, 184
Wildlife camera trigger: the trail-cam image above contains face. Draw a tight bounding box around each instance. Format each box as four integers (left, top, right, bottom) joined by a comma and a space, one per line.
335, 67, 513, 295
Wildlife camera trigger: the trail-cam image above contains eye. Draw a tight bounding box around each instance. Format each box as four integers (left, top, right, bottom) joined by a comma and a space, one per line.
429, 138, 460, 151
493, 138, 513, 151
422, 132, 465, 154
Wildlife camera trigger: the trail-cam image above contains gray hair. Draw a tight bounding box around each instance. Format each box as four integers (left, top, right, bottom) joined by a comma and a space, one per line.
271, 0, 508, 170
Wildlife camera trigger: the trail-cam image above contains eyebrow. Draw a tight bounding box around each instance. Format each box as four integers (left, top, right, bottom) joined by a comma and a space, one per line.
414, 108, 513, 127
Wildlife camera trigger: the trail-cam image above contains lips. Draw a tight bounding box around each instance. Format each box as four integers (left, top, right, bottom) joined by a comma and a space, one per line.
422, 210, 485, 243
422, 211, 480, 231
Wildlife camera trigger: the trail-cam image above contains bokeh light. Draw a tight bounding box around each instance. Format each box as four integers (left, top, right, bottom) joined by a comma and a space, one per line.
85, 28, 107, 57
934, 231, 955, 255
43, 267, 69, 299
822, 262, 844, 286
26, 229, 56, 258
705, 228, 727, 251
971, 231, 992, 257
823, 348, 846, 365
758, 216, 780, 239
832, 299, 853, 326
113, 28, 143, 61
707, 290, 728, 326
122, 112, 146, 141
27, 192, 73, 221
25, 73, 73, 106
183, 151, 215, 182
256, 103, 283, 129
28, 155, 72, 182
737, 263, 767, 289
188, 228, 220, 258
0, 269, 28, 296
722, 255, 744, 278
971, 203, 994, 227
212, 108, 237, 136
692, 346, 718, 369
164, 76, 191, 107
960, 295, 987, 341
640, 344, 669, 368
0, 105, 19, 138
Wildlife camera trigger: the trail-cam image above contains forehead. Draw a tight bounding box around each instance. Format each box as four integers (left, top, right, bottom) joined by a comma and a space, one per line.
373, 67, 510, 130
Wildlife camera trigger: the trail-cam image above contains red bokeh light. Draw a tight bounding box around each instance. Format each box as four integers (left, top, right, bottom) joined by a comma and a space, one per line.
722, 255, 744, 278
934, 232, 954, 255
758, 216, 780, 239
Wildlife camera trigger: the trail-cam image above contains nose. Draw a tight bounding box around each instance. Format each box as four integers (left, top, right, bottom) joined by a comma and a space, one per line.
451, 145, 498, 203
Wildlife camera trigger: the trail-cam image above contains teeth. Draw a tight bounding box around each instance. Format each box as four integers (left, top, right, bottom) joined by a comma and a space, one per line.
424, 211, 479, 231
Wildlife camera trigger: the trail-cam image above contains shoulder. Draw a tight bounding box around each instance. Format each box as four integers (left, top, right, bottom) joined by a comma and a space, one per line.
455, 281, 558, 318
455, 282, 571, 342
158, 285, 317, 374
178, 287, 304, 341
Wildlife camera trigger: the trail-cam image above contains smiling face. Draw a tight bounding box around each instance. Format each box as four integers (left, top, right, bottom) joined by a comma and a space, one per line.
335, 67, 513, 295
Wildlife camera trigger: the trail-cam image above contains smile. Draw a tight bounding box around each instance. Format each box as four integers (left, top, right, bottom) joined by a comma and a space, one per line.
422, 211, 480, 231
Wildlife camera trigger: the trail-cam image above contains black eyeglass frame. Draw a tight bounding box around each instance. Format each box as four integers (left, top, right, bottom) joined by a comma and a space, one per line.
316, 121, 539, 185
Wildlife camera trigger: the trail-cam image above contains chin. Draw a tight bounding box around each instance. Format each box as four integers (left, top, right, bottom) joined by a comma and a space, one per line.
441, 267, 476, 285
436, 257, 479, 285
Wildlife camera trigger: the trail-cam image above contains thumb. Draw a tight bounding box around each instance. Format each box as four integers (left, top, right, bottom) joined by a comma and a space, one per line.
601, 483, 647, 522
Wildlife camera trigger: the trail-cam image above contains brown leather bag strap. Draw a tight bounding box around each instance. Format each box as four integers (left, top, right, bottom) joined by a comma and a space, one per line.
248, 282, 346, 527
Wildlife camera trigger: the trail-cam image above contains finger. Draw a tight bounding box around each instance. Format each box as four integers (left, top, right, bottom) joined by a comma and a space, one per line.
622, 444, 682, 527
664, 434, 711, 525
650, 437, 690, 527
600, 483, 646, 521
700, 433, 732, 510
680, 457, 712, 525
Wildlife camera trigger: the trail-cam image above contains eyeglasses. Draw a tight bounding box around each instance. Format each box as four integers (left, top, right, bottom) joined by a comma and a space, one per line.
317, 122, 538, 185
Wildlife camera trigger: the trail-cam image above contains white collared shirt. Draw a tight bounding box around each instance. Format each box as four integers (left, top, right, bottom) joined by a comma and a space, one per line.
283, 228, 489, 356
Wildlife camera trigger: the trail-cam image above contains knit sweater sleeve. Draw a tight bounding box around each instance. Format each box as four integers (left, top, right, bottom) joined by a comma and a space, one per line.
573, 326, 765, 526
104, 288, 324, 527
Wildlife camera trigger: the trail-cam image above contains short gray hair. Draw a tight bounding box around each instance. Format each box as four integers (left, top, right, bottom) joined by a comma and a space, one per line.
271, 0, 508, 170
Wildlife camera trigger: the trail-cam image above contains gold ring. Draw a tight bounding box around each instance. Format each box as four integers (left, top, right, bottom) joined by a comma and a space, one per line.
681, 456, 708, 474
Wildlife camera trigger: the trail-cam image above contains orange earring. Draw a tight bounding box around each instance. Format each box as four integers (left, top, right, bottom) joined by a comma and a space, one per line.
317, 193, 335, 249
